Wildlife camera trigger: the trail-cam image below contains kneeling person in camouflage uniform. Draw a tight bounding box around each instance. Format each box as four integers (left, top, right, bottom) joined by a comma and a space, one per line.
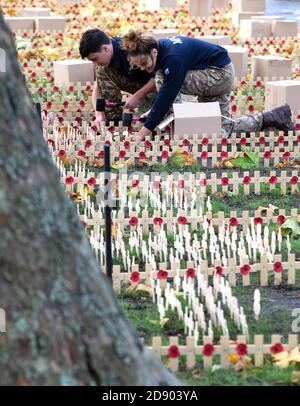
122, 30, 295, 140
79, 29, 156, 128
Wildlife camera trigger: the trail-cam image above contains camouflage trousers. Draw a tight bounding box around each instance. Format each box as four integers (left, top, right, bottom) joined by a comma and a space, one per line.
155, 63, 264, 136
96, 66, 155, 122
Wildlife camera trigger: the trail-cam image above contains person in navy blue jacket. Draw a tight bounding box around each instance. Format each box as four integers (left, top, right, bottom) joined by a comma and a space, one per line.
79, 29, 156, 128
122, 30, 294, 140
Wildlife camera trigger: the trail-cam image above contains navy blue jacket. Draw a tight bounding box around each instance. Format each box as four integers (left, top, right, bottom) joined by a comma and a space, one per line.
110, 37, 153, 84
144, 36, 231, 131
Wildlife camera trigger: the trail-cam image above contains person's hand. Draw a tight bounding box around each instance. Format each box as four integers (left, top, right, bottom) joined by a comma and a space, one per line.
124, 93, 141, 110
94, 111, 105, 130
128, 126, 152, 142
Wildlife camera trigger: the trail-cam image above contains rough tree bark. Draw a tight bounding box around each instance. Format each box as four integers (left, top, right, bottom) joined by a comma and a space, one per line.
0, 12, 180, 386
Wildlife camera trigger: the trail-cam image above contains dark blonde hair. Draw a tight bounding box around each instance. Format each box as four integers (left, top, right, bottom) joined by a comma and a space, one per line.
122, 29, 158, 56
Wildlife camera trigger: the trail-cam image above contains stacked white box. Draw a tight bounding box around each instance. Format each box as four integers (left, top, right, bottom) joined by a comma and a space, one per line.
265, 80, 300, 113
223, 45, 248, 79
197, 35, 231, 45
272, 20, 298, 38
232, 0, 265, 12
35, 17, 66, 32
251, 56, 292, 80
20, 8, 51, 17
239, 19, 272, 40
173, 102, 221, 136
232, 12, 264, 27
189, 0, 212, 17
5, 17, 35, 31
53, 59, 95, 86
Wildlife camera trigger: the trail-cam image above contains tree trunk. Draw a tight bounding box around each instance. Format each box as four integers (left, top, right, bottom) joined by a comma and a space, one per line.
0, 11, 180, 386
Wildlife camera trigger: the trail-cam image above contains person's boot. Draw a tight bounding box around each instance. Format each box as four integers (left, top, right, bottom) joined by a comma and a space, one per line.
262, 103, 295, 131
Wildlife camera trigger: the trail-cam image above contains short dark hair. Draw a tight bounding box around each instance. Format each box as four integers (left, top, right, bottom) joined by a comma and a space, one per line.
79, 29, 111, 59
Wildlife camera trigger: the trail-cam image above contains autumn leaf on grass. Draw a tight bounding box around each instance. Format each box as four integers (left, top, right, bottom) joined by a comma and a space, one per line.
214, 158, 236, 169
233, 356, 253, 372
135, 283, 152, 295
139, 159, 156, 167
280, 217, 300, 237
273, 347, 300, 369
230, 146, 259, 169
93, 158, 104, 168
172, 148, 196, 168
111, 160, 126, 170
127, 188, 139, 198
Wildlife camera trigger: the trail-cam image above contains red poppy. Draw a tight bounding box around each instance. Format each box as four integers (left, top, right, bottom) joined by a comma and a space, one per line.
144, 140, 152, 148
186, 268, 195, 279
87, 177, 96, 186
65, 176, 74, 185
248, 105, 254, 113
283, 152, 291, 160
256, 81, 262, 87
75, 117, 82, 124
78, 150, 86, 157
269, 176, 278, 185
168, 345, 180, 358
124, 140, 131, 149
202, 137, 209, 146
53, 86, 59, 93
178, 216, 188, 225
46, 101, 53, 109
240, 264, 251, 276
178, 180, 185, 189
105, 140, 111, 146
98, 151, 104, 159
182, 151, 189, 156
243, 176, 251, 185
129, 216, 139, 227
240, 137, 247, 145
183, 138, 190, 146
221, 138, 228, 146
201, 151, 208, 159
58, 149, 66, 158
264, 151, 271, 159
270, 343, 284, 355
221, 177, 229, 186
202, 343, 215, 357
254, 217, 263, 225
119, 150, 126, 159
108, 125, 115, 133
130, 271, 140, 283
37, 86, 44, 94
236, 343, 248, 356
80, 220, 87, 228
200, 178, 207, 187
91, 125, 98, 132
291, 176, 299, 185
215, 266, 223, 276
229, 217, 238, 227
220, 151, 228, 159
164, 138, 171, 146
278, 135, 285, 144
231, 104, 237, 113
277, 215, 286, 225
259, 136, 266, 145
79, 100, 85, 107
132, 180, 139, 188
139, 151, 146, 160
153, 217, 163, 226
274, 262, 283, 273
47, 139, 55, 146
162, 151, 169, 159
157, 270, 168, 280
297, 135, 300, 143
85, 140, 92, 148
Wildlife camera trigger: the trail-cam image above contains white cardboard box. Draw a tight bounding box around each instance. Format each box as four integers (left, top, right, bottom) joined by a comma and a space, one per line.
239, 19, 272, 40
5, 17, 35, 31
35, 17, 66, 32
189, 0, 212, 17
54, 59, 95, 86
272, 20, 298, 38
20, 8, 51, 17
223, 45, 248, 79
173, 102, 221, 136
232, 0, 265, 12
152, 29, 179, 39
212, 0, 230, 9
232, 11, 264, 27
265, 80, 300, 113
251, 56, 292, 80
196, 35, 231, 45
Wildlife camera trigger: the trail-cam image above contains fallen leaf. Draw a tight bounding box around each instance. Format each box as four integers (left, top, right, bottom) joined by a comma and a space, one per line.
280, 218, 300, 237
135, 283, 153, 295
93, 159, 104, 168
273, 347, 300, 369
